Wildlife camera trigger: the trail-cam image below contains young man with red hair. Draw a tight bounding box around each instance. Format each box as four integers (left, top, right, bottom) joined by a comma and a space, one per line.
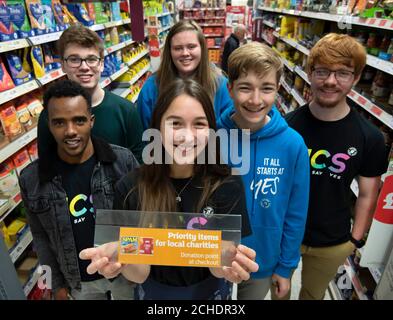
285, 33, 387, 300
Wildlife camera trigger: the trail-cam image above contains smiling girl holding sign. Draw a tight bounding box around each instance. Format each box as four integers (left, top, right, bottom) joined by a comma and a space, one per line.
80, 79, 258, 300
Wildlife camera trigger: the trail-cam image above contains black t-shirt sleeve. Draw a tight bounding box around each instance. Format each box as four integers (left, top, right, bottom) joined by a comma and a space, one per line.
359, 127, 388, 177
210, 175, 251, 237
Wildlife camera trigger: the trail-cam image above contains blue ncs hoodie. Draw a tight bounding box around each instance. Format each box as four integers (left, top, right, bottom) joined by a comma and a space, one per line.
218, 106, 310, 279
137, 74, 233, 130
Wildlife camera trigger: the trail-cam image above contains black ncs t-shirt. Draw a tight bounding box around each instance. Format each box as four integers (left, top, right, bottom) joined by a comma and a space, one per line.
114, 169, 251, 286
56, 155, 103, 282
286, 105, 388, 247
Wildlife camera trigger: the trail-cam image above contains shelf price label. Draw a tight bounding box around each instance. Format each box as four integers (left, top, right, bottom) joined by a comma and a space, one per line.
370, 105, 383, 117
357, 95, 367, 106
101, 78, 111, 88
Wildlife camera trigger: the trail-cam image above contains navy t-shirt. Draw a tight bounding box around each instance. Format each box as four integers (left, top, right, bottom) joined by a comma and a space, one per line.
286, 105, 388, 246
56, 155, 103, 281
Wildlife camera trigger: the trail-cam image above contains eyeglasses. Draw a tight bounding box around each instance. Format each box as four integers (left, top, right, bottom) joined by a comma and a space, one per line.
63, 56, 102, 68
312, 68, 354, 83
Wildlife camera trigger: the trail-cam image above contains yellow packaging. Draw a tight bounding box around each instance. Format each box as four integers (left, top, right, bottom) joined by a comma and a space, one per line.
30, 45, 45, 78
0, 221, 13, 249
7, 218, 26, 241
109, 27, 119, 45
22, 48, 32, 74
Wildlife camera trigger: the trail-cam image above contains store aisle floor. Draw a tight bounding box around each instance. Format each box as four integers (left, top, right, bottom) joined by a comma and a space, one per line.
233, 260, 331, 300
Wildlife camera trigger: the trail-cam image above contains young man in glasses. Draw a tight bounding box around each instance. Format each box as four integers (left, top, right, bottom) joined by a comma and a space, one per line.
284, 33, 387, 300
37, 24, 144, 163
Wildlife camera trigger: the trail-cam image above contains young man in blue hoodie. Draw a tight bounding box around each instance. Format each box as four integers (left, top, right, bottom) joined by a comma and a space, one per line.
218, 42, 310, 299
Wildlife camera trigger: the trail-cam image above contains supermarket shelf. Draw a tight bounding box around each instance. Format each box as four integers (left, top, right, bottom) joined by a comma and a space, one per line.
281, 79, 292, 94
100, 64, 130, 88
37, 69, 66, 86
9, 227, 33, 264
104, 39, 135, 56
281, 57, 295, 72
294, 66, 310, 84
110, 65, 130, 81
261, 34, 274, 46
157, 12, 172, 18
0, 126, 37, 163
208, 46, 221, 49
112, 88, 131, 99
258, 6, 393, 31
0, 189, 22, 223
204, 34, 224, 37
263, 20, 277, 29
366, 54, 393, 76
291, 87, 307, 106
328, 281, 344, 300
180, 8, 225, 11
199, 23, 225, 27
269, 17, 393, 75
348, 89, 393, 130
131, 91, 141, 104
0, 80, 40, 105
184, 17, 225, 21
28, 31, 64, 46
280, 79, 307, 106
126, 50, 149, 67
159, 25, 172, 34
0, 39, 30, 53
129, 64, 151, 86
0, 19, 131, 54
23, 265, 41, 297
351, 179, 359, 197
343, 258, 370, 300
100, 77, 112, 88
277, 99, 291, 114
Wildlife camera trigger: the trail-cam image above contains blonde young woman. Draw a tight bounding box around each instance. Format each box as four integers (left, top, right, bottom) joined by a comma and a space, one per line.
137, 20, 233, 130
80, 79, 258, 299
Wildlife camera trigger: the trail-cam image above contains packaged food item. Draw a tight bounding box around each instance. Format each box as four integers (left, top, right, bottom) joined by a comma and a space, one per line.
93, 2, 109, 24
371, 71, 390, 99
111, 1, 122, 21
7, 218, 27, 241
25, 0, 46, 34
7, 0, 34, 38
51, 0, 67, 30
0, 0, 17, 41
0, 55, 15, 92
15, 100, 33, 129
24, 95, 43, 118
30, 45, 45, 78
61, 3, 77, 24
12, 148, 31, 175
109, 27, 119, 45
0, 159, 19, 195
41, 0, 57, 32
104, 28, 111, 48
27, 140, 38, 161
5, 52, 33, 86
66, 3, 93, 26
0, 102, 24, 139
85, 2, 95, 24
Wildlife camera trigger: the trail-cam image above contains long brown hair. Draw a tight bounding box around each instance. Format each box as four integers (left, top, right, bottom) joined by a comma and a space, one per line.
156, 20, 220, 102
124, 79, 231, 222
